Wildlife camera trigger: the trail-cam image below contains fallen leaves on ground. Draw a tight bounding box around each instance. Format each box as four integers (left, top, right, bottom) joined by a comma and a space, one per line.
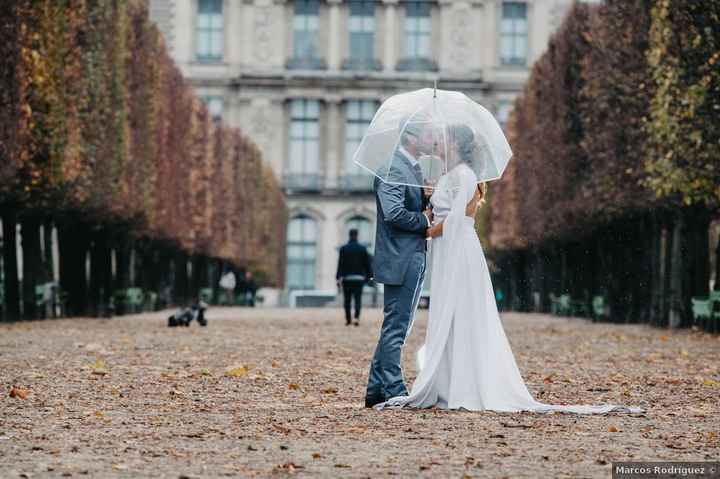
0, 308, 718, 478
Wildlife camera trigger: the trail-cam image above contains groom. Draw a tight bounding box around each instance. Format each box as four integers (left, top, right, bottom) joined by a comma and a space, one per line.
365, 119, 434, 408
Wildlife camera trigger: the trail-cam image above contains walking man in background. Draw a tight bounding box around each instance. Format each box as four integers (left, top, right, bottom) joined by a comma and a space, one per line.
336, 229, 373, 326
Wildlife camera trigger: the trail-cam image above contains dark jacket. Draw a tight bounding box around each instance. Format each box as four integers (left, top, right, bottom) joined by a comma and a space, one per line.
336, 239, 373, 282
372, 150, 428, 285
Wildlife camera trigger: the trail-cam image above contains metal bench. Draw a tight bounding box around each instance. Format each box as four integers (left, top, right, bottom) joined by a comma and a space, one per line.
288, 290, 337, 308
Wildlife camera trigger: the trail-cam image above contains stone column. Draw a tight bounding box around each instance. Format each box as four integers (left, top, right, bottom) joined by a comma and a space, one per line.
327, 0, 342, 69
383, 0, 399, 72
325, 96, 343, 190
226, 0, 243, 65
174, 0, 193, 64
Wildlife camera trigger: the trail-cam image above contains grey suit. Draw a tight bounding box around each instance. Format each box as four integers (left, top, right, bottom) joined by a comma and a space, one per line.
366, 149, 429, 401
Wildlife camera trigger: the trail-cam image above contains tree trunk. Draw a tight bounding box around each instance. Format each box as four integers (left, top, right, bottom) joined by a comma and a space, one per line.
58, 221, 89, 317
649, 214, 663, 326
686, 209, 710, 298
89, 227, 112, 317
2, 210, 20, 321
21, 217, 43, 320
191, 255, 209, 301
115, 240, 131, 292
668, 212, 685, 328
173, 250, 189, 305
157, 246, 173, 307
43, 220, 54, 283
715, 234, 720, 291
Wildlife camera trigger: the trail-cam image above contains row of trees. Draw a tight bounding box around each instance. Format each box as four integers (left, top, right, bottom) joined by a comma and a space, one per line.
0, 0, 287, 320
487, 0, 719, 328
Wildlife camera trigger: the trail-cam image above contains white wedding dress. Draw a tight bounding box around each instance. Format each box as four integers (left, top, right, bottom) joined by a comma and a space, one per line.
376, 164, 644, 414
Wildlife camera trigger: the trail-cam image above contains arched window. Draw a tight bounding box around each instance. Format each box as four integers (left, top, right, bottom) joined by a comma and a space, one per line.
287, 215, 317, 290
345, 216, 372, 251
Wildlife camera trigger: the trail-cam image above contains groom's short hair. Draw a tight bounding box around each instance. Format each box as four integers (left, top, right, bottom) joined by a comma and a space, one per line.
399, 116, 423, 148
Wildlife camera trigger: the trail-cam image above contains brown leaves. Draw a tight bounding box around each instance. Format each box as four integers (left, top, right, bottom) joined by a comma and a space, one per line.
89, 359, 108, 376
9, 386, 29, 400
488, 0, 664, 249
1, 308, 718, 476
277, 462, 304, 474
224, 366, 249, 378
0, 1, 286, 281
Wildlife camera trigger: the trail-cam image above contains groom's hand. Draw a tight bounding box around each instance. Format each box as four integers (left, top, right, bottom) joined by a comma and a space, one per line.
423, 184, 433, 199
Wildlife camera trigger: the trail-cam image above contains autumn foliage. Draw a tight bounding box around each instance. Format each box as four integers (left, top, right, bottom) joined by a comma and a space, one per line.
0, 0, 286, 287
488, 0, 718, 327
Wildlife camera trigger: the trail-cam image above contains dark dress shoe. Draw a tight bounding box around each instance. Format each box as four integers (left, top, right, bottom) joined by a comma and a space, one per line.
365, 395, 385, 408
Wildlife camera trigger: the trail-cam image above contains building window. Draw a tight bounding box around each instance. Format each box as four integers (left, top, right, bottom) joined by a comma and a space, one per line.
288, 0, 324, 69
404, 1, 431, 60
201, 96, 223, 121
344, 100, 376, 167
287, 99, 321, 189
346, 216, 372, 251
500, 2, 527, 66
287, 215, 317, 290
496, 99, 513, 131
342, 100, 376, 191
347, 0, 376, 68
196, 0, 223, 61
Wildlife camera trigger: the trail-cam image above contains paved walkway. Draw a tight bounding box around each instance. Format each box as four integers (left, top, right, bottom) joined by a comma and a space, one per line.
1, 307, 718, 478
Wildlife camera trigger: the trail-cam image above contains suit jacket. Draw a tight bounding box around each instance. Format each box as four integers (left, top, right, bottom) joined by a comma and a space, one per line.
372, 150, 428, 286
336, 240, 373, 281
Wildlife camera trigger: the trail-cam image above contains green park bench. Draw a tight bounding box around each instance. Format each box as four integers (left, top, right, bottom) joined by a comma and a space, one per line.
548, 293, 560, 315
126, 287, 144, 313
592, 295, 607, 321
199, 288, 214, 304
217, 290, 232, 305
570, 297, 590, 318
692, 294, 720, 333
558, 294, 572, 316
35, 282, 57, 318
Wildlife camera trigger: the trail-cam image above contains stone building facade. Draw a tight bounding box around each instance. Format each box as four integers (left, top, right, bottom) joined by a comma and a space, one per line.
149, 0, 575, 304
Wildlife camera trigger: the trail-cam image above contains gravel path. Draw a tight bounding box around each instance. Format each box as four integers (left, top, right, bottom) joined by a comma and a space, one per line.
1, 307, 718, 478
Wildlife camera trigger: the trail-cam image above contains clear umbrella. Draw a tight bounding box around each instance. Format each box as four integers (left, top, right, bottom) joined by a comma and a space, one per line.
352, 87, 512, 189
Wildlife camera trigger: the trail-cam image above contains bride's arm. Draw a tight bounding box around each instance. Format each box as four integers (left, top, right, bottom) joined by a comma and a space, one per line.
465, 185, 483, 217
428, 185, 483, 238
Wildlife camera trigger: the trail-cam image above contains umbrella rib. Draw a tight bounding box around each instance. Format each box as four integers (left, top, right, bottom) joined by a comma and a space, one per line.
380, 101, 429, 185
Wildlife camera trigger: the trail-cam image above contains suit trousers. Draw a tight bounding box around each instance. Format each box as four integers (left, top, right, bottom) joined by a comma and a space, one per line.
342, 280, 364, 322
366, 251, 426, 399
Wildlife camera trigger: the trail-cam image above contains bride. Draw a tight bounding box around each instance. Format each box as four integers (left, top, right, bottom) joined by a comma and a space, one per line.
376, 125, 643, 414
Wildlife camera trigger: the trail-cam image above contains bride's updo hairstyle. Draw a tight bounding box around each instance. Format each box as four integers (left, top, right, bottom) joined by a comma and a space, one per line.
449, 124, 477, 165
449, 124, 487, 205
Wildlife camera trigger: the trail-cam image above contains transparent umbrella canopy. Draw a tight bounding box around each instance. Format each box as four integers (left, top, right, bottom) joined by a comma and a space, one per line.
352, 88, 512, 188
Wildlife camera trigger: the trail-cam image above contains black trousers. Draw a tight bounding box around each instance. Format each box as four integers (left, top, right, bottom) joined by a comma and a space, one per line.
342, 280, 365, 322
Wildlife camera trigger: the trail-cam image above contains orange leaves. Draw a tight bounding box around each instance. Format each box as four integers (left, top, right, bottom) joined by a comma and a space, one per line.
224, 366, 250, 378
1, 0, 286, 282
9, 386, 29, 400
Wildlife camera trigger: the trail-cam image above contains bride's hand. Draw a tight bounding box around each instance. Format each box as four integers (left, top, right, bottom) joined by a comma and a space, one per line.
465, 185, 483, 217
426, 222, 443, 239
